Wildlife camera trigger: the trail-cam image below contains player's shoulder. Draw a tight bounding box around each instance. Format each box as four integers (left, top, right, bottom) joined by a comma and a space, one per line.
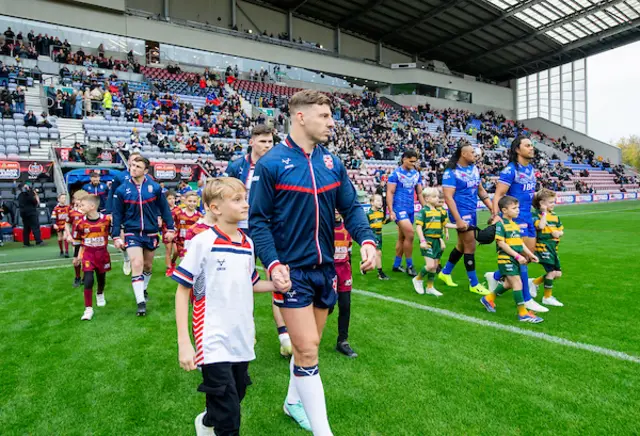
258, 142, 289, 164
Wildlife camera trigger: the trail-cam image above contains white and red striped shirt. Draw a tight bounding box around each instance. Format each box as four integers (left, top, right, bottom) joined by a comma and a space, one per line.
172, 225, 260, 365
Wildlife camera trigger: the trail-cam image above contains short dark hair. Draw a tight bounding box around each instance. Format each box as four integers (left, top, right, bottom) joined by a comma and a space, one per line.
251, 124, 272, 138
289, 90, 331, 113
132, 155, 150, 169
498, 195, 519, 211
165, 190, 176, 199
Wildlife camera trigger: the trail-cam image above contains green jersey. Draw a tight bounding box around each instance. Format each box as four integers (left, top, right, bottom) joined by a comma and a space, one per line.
532, 209, 564, 242
495, 218, 524, 259
415, 205, 448, 239
367, 209, 386, 236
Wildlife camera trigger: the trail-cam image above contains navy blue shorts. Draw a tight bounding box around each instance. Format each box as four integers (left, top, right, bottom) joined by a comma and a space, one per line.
125, 233, 160, 251
447, 210, 477, 228
394, 209, 415, 224
514, 215, 536, 238
273, 263, 337, 309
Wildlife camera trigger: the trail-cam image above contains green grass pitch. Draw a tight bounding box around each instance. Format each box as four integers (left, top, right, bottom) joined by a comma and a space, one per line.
1, 201, 639, 435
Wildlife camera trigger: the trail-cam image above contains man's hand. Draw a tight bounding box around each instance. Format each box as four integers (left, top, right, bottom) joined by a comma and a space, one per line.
489, 214, 502, 225
515, 254, 527, 265
178, 342, 197, 371
528, 253, 539, 263
72, 257, 80, 267
360, 243, 377, 272
551, 231, 562, 239
389, 211, 397, 222
271, 264, 291, 293
165, 231, 175, 243
114, 238, 125, 250
419, 239, 428, 250
456, 220, 469, 232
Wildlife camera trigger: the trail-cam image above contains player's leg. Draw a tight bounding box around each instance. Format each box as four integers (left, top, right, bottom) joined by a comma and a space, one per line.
425, 257, 442, 296
375, 247, 388, 280
522, 235, 548, 312
413, 254, 428, 295
64, 233, 69, 257
120, 229, 131, 275
392, 220, 405, 272
281, 305, 331, 435
197, 363, 242, 436
440, 214, 463, 286
81, 270, 95, 321
164, 239, 173, 276
273, 304, 292, 357
57, 231, 64, 256
127, 244, 146, 315
72, 245, 82, 288
398, 218, 416, 275
96, 271, 107, 307
142, 246, 155, 301
541, 264, 564, 307
335, 261, 356, 357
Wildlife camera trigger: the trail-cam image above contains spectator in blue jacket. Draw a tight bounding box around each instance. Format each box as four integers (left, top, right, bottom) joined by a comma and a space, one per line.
82, 171, 108, 212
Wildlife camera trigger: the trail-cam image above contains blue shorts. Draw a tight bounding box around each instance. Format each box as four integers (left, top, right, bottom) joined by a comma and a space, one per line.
124, 233, 160, 251
273, 263, 337, 309
447, 210, 477, 228
394, 209, 414, 224
514, 216, 536, 238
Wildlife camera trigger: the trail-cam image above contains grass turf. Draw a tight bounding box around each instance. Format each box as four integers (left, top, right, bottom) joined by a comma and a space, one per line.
1, 201, 639, 435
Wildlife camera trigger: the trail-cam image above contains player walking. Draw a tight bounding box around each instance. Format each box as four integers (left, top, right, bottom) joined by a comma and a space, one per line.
250, 90, 377, 435
82, 171, 108, 212
106, 151, 142, 276
111, 156, 175, 316
226, 124, 293, 358
486, 136, 548, 313
439, 144, 493, 295
387, 150, 425, 277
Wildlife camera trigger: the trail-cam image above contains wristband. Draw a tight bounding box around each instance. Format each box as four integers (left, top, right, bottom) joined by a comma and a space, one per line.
515, 254, 523, 261
420, 239, 426, 244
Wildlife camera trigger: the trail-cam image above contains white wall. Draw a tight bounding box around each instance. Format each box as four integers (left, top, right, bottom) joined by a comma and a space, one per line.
522, 118, 621, 164
341, 33, 376, 61
127, 0, 162, 15
0, 0, 514, 111
385, 94, 515, 119
71, 0, 125, 11
237, 0, 284, 35
381, 47, 412, 65
292, 17, 333, 50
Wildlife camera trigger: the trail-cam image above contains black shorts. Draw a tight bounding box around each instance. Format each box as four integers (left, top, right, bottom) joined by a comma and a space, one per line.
272, 263, 338, 309
198, 362, 252, 435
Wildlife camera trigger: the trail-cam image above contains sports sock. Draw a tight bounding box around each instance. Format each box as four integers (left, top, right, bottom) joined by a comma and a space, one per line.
96, 272, 106, 295
143, 271, 152, 291
58, 239, 63, 253
534, 275, 545, 286
544, 278, 553, 298
293, 365, 332, 436
520, 264, 531, 301
464, 254, 479, 287
442, 248, 463, 275
514, 290, 527, 315
74, 264, 81, 279
405, 257, 413, 268
377, 268, 383, 275
84, 289, 93, 307
418, 267, 427, 280
132, 275, 145, 304
426, 271, 436, 287
493, 270, 503, 281
64, 240, 69, 254
495, 282, 507, 296
485, 292, 496, 303
393, 256, 402, 268
286, 356, 300, 405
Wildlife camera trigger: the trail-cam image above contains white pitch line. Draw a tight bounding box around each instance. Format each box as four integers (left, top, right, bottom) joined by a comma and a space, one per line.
352, 289, 640, 365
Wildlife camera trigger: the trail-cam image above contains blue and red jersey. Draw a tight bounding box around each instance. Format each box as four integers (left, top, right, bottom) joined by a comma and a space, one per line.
249, 135, 375, 274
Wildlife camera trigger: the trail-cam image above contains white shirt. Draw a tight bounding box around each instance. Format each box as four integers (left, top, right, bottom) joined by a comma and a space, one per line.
172, 225, 259, 365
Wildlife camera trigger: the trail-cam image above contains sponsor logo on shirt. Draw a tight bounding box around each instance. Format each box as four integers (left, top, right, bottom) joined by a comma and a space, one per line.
323, 155, 334, 170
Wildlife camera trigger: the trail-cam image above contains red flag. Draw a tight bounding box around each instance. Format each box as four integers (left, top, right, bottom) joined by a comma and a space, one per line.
226, 75, 236, 85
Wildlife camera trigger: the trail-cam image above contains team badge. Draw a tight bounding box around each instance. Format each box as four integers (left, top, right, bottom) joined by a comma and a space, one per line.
332, 275, 338, 293
323, 155, 334, 170
282, 158, 291, 165
148, 185, 153, 193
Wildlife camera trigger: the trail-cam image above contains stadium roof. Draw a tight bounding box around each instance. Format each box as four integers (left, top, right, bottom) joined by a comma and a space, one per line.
248, 0, 640, 82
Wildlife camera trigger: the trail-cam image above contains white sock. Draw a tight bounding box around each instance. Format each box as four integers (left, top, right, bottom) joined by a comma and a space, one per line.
293, 365, 332, 436
286, 356, 300, 405
132, 276, 145, 304
143, 271, 152, 290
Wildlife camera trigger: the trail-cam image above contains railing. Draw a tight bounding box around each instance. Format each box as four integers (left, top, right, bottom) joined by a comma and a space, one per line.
48, 146, 69, 198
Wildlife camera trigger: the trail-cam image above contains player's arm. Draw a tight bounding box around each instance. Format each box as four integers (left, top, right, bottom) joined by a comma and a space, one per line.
51, 209, 58, 230
386, 181, 396, 219
111, 188, 125, 241
172, 237, 204, 371
157, 186, 175, 231
493, 167, 513, 219
477, 183, 493, 213
248, 161, 282, 274
415, 180, 426, 207
536, 211, 549, 230
105, 174, 120, 214
175, 283, 196, 371
522, 244, 538, 262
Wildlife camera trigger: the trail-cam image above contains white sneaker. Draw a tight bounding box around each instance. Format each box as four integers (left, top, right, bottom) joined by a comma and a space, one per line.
194, 411, 215, 436
528, 279, 538, 298
96, 294, 106, 307
122, 259, 131, 276
425, 287, 443, 297
412, 276, 425, 295
525, 299, 549, 313
81, 307, 94, 321
484, 272, 498, 292
542, 296, 564, 307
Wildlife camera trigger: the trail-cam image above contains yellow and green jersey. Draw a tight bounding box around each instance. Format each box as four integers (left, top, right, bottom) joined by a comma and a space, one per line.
415, 205, 448, 239
533, 209, 564, 242
367, 209, 386, 236
495, 218, 524, 264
